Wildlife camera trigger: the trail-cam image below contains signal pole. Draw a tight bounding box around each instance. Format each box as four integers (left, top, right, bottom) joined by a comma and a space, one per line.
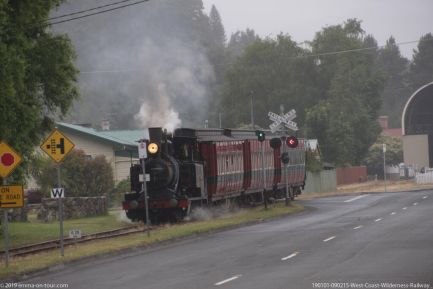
138, 140, 150, 236
281, 137, 290, 206
260, 141, 268, 209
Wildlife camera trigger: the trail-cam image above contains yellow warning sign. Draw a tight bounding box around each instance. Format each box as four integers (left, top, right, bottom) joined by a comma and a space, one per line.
0, 142, 23, 178
40, 129, 75, 163
0, 185, 24, 208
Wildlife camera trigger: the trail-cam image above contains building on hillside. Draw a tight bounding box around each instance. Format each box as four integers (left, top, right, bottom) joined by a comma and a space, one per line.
56, 122, 143, 184
378, 116, 402, 138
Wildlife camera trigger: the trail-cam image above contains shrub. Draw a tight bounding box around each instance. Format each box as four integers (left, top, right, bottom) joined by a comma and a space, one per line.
34, 150, 114, 197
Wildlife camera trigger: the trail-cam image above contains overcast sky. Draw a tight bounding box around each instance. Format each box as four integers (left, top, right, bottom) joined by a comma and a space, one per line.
202, 0, 433, 58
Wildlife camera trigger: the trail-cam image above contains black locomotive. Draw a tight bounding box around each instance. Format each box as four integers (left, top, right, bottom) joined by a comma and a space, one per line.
123, 127, 306, 223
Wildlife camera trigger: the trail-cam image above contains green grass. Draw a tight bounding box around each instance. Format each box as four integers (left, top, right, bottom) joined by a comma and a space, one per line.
0, 210, 132, 250
0, 203, 304, 279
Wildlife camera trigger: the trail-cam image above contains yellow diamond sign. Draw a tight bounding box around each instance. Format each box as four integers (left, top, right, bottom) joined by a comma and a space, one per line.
40, 129, 75, 163
0, 142, 23, 178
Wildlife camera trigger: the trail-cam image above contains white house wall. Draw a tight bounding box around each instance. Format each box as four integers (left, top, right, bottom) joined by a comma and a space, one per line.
59, 130, 120, 182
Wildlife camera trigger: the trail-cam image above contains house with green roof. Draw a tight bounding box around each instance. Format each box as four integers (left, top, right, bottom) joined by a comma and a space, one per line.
57, 122, 145, 184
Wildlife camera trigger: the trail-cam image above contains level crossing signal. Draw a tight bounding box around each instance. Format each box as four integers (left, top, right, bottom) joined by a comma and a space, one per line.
255, 130, 265, 142
286, 136, 299, 148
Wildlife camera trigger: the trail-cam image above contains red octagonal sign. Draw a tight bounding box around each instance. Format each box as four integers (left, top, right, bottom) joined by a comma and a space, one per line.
1, 153, 15, 167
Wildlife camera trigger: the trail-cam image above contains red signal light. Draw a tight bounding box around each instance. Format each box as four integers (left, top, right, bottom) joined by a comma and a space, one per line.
286, 136, 298, 148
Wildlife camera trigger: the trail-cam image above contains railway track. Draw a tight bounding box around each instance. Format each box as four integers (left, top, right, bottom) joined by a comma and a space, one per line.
0, 225, 150, 258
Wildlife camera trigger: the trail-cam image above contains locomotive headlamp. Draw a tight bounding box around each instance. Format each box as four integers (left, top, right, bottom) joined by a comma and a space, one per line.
148, 143, 159, 154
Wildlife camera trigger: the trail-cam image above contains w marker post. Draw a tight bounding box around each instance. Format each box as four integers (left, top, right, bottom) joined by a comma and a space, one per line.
57, 164, 64, 257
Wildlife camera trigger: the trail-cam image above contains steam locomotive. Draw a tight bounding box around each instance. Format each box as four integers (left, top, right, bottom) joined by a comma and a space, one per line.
123, 127, 306, 223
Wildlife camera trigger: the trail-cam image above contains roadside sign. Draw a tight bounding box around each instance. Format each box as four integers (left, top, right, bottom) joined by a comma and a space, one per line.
0, 142, 23, 178
51, 187, 65, 198
40, 129, 75, 163
0, 185, 24, 208
69, 229, 82, 239
138, 141, 147, 159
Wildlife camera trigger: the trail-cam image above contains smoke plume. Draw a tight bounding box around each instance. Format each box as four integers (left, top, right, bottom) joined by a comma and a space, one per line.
53, 0, 215, 130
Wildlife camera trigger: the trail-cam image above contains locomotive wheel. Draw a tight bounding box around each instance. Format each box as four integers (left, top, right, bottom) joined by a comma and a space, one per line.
169, 209, 185, 223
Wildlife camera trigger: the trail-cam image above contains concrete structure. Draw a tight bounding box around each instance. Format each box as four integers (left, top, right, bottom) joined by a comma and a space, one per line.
402, 82, 433, 170
57, 122, 143, 183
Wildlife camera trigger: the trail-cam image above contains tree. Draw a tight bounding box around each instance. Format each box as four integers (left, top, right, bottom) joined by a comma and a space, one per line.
34, 150, 114, 197
0, 0, 79, 182
376, 37, 410, 128
220, 34, 319, 128
364, 135, 403, 177
209, 5, 226, 47
227, 29, 259, 60
408, 33, 433, 90
305, 19, 384, 166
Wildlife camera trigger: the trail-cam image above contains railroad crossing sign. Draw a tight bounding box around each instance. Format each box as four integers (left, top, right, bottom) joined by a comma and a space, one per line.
0, 142, 22, 178
0, 185, 24, 208
40, 129, 75, 163
268, 109, 298, 133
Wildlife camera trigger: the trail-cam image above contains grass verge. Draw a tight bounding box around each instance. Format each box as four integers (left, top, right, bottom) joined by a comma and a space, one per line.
0, 202, 303, 280
0, 212, 132, 250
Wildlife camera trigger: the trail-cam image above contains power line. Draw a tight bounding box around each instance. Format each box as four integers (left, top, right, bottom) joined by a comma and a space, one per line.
48, 0, 149, 26
304, 40, 422, 59
48, 0, 138, 21
78, 38, 426, 74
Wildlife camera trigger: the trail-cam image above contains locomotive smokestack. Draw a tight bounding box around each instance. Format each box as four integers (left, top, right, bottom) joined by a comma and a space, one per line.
149, 128, 163, 144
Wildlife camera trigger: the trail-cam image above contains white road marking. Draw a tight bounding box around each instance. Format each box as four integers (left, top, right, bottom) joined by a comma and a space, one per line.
413, 202, 418, 206
281, 251, 299, 261
215, 275, 242, 286
402, 207, 407, 210
323, 236, 336, 242
390, 212, 396, 215
375, 218, 382, 222
423, 196, 428, 199
344, 195, 368, 203
353, 225, 363, 230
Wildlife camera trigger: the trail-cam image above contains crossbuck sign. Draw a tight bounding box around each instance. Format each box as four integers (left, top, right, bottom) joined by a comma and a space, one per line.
268, 109, 298, 133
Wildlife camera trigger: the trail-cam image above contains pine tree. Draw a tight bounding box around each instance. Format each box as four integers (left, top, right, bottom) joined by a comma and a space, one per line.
376, 36, 410, 128
409, 33, 433, 90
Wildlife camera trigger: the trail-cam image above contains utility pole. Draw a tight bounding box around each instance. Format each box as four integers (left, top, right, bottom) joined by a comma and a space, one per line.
250, 91, 255, 129
383, 143, 387, 193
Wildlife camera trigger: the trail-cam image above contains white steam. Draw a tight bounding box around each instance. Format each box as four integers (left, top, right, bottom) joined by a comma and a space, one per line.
134, 84, 182, 132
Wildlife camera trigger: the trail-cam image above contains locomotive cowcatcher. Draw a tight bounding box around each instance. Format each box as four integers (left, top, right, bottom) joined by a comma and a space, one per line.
123, 127, 306, 223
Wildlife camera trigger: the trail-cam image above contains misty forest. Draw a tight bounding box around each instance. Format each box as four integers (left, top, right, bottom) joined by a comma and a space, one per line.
1, 0, 433, 173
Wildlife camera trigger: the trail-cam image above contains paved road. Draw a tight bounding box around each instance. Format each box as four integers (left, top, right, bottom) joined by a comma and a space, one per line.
27, 190, 433, 289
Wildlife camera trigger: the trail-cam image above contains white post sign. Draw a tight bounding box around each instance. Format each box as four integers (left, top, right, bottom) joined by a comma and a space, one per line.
138, 141, 147, 159
69, 229, 82, 239
51, 188, 65, 198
